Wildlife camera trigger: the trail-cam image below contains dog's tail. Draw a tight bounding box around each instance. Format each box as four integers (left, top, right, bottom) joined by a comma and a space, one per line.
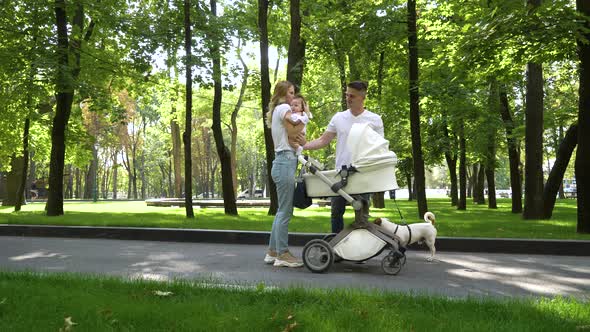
424, 212, 436, 225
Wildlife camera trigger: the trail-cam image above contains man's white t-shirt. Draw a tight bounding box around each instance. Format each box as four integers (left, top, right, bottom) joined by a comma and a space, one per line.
326, 109, 384, 169
271, 103, 295, 152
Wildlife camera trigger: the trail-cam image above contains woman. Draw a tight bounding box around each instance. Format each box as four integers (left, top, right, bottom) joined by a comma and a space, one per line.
263, 80, 303, 268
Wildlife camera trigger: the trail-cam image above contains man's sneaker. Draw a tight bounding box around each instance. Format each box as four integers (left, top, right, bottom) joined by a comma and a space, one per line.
273, 251, 304, 268
263, 249, 278, 264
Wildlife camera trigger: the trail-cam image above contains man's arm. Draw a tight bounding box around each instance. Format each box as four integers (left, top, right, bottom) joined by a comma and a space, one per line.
302, 131, 336, 150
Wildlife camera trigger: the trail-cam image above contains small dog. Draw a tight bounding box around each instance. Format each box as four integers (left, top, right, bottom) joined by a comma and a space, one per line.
373, 212, 437, 261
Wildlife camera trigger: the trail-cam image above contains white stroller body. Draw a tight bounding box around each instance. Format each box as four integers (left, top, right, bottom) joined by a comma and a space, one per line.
299, 123, 407, 275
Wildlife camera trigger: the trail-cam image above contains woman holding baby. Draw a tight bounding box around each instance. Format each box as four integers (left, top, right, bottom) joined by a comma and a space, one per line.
263, 80, 311, 268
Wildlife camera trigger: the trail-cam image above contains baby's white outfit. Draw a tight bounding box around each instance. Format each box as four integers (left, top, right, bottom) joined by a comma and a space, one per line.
291, 112, 310, 155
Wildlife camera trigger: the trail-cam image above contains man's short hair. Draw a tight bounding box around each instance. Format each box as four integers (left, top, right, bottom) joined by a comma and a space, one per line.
347, 81, 368, 93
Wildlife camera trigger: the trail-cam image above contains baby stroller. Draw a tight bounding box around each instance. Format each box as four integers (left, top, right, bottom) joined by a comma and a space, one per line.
299, 123, 406, 275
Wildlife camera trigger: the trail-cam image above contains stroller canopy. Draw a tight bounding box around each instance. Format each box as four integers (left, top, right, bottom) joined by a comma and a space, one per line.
346, 123, 397, 169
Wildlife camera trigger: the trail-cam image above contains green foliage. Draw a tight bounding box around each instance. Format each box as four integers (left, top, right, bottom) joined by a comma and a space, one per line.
0, 0, 586, 203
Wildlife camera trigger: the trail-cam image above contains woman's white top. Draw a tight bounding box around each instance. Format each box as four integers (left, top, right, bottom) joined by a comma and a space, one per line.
271, 103, 294, 152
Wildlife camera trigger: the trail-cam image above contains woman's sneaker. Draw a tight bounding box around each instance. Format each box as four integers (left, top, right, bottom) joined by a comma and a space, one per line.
273, 251, 304, 268
263, 250, 278, 264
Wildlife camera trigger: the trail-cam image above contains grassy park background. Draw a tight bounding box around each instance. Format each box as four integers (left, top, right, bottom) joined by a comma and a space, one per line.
1, 198, 587, 240
2, 198, 589, 330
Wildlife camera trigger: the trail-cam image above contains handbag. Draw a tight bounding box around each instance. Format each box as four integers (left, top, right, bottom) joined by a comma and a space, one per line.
293, 168, 312, 209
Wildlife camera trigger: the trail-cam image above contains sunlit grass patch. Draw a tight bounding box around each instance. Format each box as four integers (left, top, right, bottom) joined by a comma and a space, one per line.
0, 271, 588, 331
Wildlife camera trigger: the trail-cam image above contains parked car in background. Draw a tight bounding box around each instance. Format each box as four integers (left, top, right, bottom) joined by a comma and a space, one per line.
237, 188, 264, 199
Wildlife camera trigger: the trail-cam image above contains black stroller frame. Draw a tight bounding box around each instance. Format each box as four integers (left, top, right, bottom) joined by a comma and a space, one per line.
299, 155, 407, 275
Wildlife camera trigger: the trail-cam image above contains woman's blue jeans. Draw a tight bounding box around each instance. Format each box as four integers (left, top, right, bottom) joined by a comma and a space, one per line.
268, 150, 297, 254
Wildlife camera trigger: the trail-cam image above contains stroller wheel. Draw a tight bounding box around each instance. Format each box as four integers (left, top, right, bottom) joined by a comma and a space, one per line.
381, 253, 403, 275
322, 234, 342, 262
303, 239, 334, 273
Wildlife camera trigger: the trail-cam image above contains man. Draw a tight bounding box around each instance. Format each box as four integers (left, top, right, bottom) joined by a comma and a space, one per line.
302, 81, 384, 233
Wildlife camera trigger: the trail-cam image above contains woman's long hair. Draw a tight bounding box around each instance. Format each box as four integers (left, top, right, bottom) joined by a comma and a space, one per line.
265, 80, 294, 128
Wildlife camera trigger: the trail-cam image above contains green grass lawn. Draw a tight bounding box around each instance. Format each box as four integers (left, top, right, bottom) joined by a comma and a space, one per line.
0, 271, 588, 332
1, 198, 588, 240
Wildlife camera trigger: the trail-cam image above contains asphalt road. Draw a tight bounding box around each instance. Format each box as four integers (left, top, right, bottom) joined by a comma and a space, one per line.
1, 236, 589, 300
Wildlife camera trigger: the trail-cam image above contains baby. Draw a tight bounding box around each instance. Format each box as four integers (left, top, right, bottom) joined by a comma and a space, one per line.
287, 94, 312, 155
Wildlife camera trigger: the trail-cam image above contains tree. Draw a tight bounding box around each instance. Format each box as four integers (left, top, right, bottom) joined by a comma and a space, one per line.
230, 42, 249, 197
209, 0, 238, 215
542, 124, 577, 219
47, 0, 95, 216
499, 84, 523, 213
287, 0, 305, 89
576, 0, 590, 233
523, 0, 546, 220
183, 0, 194, 218
458, 120, 467, 210
407, 0, 427, 217
258, 0, 278, 215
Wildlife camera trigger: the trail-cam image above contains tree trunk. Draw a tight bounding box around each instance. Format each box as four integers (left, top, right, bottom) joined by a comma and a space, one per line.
475, 164, 486, 205
231, 42, 249, 197
407, 0, 427, 218
26, 154, 36, 200
287, 0, 306, 89
15, 118, 30, 211
171, 119, 182, 197
486, 166, 497, 209
65, 164, 73, 199
258, 0, 278, 215
74, 167, 80, 199
84, 146, 98, 199
112, 152, 118, 199
499, 85, 522, 212
169, 56, 183, 199
0, 172, 5, 201
458, 121, 467, 210
210, 0, 237, 215
47, 0, 75, 215
522, 0, 544, 219
141, 121, 146, 199
47, 0, 93, 215
471, 165, 477, 202
523, 61, 545, 219
183, 0, 194, 218
542, 124, 577, 219
577, 0, 590, 233
445, 154, 458, 206
443, 114, 458, 206
372, 192, 385, 208
377, 51, 385, 100
406, 171, 412, 201
2, 156, 24, 206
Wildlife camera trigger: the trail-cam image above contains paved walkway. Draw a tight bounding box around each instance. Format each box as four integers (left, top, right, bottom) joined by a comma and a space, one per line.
1, 236, 589, 300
